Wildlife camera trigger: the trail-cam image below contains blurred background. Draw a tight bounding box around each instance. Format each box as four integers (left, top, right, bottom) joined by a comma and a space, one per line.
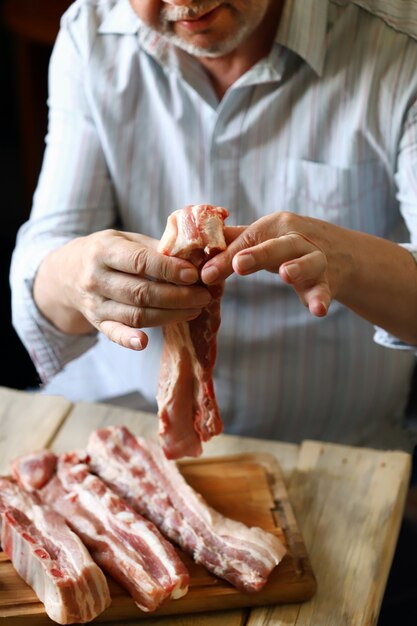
0, 1, 416, 623
0, 0, 71, 390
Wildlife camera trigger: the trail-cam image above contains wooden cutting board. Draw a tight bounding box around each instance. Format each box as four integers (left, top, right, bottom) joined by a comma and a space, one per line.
0, 453, 316, 624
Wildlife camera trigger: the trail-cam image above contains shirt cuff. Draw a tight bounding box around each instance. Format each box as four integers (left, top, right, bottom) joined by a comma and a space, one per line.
11, 237, 98, 383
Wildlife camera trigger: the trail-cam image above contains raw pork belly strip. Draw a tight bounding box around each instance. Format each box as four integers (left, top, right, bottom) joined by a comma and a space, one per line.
12, 449, 57, 491
0, 476, 110, 624
157, 204, 229, 459
12, 451, 189, 612
87, 426, 286, 593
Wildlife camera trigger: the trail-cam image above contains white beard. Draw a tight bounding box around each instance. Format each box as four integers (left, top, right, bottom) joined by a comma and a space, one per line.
159, 22, 250, 58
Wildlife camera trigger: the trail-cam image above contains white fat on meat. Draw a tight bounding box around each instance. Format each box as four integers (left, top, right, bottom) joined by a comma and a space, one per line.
157, 204, 229, 459
13, 448, 189, 612
87, 426, 286, 593
0, 476, 110, 624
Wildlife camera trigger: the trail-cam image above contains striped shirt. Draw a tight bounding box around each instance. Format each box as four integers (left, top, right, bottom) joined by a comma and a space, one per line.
10, 0, 417, 450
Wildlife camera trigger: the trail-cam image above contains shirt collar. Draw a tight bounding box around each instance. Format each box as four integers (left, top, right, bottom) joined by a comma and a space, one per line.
98, 0, 329, 77
276, 0, 328, 76
98, 0, 141, 35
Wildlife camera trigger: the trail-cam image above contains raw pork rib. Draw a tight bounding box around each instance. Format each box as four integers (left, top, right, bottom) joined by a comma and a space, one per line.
87, 426, 286, 593
0, 476, 110, 624
12, 450, 189, 613
157, 204, 229, 459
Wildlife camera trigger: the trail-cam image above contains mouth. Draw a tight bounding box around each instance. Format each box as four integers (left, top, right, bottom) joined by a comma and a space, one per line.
176, 6, 223, 31
162, 3, 224, 31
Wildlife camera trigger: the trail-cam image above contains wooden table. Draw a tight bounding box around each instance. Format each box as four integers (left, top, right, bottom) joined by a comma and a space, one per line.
0, 385, 411, 626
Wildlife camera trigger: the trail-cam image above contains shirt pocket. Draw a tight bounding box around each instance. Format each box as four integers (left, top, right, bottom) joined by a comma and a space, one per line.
267, 158, 396, 237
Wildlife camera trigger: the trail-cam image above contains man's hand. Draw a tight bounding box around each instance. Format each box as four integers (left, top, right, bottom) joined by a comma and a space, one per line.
201, 212, 347, 317
34, 229, 211, 350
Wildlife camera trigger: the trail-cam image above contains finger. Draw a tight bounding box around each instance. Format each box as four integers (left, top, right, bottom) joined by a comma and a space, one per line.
201, 225, 301, 284
99, 273, 212, 309
95, 301, 204, 331
232, 234, 320, 276
279, 249, 327, 284
279, 250, 330, 317
99, 321, 149, 351
103, 234, 199, 285
295, 281, 331, 317
201, 227, 255, 284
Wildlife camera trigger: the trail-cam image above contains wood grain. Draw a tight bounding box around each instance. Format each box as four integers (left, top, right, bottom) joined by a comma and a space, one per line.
0, 454, 316, 624
0, 387, 71, 475
0, 387, 411, 626
246, 440, 411, 626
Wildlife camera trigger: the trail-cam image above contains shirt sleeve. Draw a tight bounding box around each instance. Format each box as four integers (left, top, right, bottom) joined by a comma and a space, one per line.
374, 99, 417, 351
10, 8, 117, 383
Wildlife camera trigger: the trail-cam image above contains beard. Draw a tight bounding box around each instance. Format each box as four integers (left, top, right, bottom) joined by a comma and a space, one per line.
158, 1, 267, 58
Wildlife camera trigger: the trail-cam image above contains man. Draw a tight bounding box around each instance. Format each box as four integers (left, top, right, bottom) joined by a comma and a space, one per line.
10, 0, 417, 449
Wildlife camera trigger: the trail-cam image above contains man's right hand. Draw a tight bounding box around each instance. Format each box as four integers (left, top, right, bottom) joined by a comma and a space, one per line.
33, 229, 212, 350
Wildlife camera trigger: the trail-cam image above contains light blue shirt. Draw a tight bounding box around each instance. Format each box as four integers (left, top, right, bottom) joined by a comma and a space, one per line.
10, 0, 417, 450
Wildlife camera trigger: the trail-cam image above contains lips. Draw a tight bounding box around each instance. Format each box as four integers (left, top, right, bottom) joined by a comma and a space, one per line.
176, 5, 223, 31
181, 5, 220, 21
163, 2, 222, 23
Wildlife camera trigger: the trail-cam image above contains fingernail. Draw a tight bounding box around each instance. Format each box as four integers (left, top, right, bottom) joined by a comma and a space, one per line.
179, 268, 197, 284
202, 265, 219, 284
317, 302, 328, 316
130, 337, 144, 350
236, 253, 254, 272
285, 263, 300, 280
309, 301, 328, 317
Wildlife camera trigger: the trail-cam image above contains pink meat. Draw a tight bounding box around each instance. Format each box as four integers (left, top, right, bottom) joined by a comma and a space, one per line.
11, 449, 57, 491
87, 426, 286, 593
0, 476, 110, 624
157, 204, 229, 459
12, 450, 189, 613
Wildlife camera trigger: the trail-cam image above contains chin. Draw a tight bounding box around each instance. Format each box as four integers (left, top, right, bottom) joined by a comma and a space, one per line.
162, 24, 251, 58
165, 36, 236, 58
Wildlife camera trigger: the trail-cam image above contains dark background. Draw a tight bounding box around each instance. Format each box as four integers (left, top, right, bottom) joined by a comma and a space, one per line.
0, 0, 73, 389
1, 1, 40, 390
0, 1, 416, 623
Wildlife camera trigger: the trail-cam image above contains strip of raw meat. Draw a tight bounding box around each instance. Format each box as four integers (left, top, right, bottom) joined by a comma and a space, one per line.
0, 476, 110, 624
87, 426, 286, 593
12, 450, 189, 613
157, 204, 229, 459
11, 449, 57, 491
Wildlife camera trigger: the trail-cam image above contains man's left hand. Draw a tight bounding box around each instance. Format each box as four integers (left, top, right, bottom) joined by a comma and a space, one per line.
201, 212, 334, 317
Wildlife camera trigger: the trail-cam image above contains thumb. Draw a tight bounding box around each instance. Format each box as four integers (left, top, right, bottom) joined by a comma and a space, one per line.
201, 225, 254, 284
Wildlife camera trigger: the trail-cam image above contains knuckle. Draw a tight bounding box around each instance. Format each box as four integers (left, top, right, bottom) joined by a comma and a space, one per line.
131, 280, 151, 305
128, 307, 145, 328
159, 259, 175, 283
88, 230, 112, 257
277, 211, 296, 232
80, 267, 100, 293
97, 228, 118, 242
240, 228, 261, 249
130, 247, 150, 276
285, 232, 302, 256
